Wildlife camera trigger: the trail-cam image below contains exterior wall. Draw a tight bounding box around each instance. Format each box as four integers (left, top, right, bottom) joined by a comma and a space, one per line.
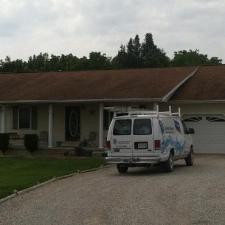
2, 103, 100, 148
3, 102, 225, 149
80, 104, 99, 145
170, 103, 225, 116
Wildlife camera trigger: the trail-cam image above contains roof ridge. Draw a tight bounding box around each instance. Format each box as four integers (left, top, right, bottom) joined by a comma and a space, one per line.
162, 67, 199, 102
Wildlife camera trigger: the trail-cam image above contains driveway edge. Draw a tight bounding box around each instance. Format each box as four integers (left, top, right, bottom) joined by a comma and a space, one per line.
0, 164, 110, 204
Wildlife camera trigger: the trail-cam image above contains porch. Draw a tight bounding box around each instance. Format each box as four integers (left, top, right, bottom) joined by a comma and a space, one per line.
0, 103, 108, 150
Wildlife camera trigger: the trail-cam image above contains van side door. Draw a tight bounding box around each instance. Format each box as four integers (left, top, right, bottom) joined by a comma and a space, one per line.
173, 118, 186, 158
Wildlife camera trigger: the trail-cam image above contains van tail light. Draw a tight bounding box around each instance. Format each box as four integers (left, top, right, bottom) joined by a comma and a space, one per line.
106, 141, 111, 149
154, 140, 161, 150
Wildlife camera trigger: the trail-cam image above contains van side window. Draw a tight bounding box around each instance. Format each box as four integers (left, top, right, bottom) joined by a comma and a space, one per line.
113, 119, 131, 135
182, 121, 189, 134
133, 119, 152, 135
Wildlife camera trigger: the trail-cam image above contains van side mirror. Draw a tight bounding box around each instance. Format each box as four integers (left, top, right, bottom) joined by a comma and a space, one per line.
188, 128, 195, 134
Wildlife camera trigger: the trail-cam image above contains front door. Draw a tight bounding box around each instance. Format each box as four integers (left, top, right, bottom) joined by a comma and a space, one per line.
65, 107, 80, 141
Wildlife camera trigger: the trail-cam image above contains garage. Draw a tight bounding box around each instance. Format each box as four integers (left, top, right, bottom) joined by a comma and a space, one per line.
183, 114, 225, 153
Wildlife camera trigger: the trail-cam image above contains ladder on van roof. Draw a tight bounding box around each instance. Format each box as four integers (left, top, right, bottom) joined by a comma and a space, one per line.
105, 105, 181, 118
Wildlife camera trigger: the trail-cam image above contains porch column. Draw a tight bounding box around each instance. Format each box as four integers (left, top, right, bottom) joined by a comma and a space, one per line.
153, 102, 158, 111
98, 103, 104, 149
0, 105, 6, 133
48, 104, 53, 148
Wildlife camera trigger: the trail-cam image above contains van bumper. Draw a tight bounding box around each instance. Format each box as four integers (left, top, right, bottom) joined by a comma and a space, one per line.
106, 156, 161, 165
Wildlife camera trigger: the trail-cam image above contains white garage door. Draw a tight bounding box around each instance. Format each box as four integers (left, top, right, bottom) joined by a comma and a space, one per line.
183, 114, 225, 154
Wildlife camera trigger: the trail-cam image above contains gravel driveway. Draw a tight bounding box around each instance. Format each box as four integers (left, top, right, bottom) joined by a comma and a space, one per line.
0, 155, 225, 225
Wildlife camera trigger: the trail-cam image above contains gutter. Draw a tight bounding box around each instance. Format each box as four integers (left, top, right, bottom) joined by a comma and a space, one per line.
162, 67, 199, 102
169, 100, 225, 104
0, 98, 162, 105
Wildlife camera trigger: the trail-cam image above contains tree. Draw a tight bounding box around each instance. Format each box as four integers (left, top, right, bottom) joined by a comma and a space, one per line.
171, 50, 222, 66
112, 45, 128, 68
133, 35, 142, 67
141, 33, 170, 67
0, 34, 223, 73
88, 52, 111, 69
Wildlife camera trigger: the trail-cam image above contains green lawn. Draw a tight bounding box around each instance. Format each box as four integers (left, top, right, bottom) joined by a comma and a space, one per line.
0, 157, 105, 199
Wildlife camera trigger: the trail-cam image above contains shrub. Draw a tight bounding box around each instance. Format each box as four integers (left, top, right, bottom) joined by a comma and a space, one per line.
24, 134, 39, 153
0, 133, 10, 154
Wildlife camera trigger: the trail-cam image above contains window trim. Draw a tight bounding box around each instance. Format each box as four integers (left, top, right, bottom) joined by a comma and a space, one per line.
13, 106, 37, 130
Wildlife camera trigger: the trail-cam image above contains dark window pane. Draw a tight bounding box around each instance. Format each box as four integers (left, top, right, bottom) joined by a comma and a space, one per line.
19, 107, 30, 129
133, 119, 152, 135
183, 117, 202, 122
206, 116, 225, 122
113, 119, 131, 135
31, 106, 37, 129
182, 121, 189, 134
104, 110, 109, 130
12, 106, 18, 129
104, 110, 114, 130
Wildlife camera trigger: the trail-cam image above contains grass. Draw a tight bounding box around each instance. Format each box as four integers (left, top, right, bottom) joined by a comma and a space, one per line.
0, 157, 105, 199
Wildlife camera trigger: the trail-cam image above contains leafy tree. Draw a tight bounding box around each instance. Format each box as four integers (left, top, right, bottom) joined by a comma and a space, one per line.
88, 52, 111, 69
171, 50, 222, 66
208, 57, 222, 65
112, 45, 128, 68
141, 33, 170, 67
133, 35, 142, 67
113, 33, 170, 68
0, 34, 223, 73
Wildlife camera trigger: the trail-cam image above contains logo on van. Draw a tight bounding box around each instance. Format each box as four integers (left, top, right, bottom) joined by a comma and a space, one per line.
159, 120, 164, 134
174, 120, 181, 133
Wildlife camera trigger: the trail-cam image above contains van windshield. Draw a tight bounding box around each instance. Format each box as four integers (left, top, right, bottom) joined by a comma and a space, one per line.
133, 119, 152, 135
113, 119, 131, 135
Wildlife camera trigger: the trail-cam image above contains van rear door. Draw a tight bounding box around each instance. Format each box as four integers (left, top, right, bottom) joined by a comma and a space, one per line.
132, 118, 154, 157
110, 119, 133, 157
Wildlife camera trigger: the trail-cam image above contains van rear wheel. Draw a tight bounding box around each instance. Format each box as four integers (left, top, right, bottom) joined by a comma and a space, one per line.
117, 164, 128, 174
185, 150, 194, 166
162, 152, 174, 172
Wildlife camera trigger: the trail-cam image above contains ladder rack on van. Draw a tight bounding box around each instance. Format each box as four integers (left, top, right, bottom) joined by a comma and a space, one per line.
115, 106, 181, 117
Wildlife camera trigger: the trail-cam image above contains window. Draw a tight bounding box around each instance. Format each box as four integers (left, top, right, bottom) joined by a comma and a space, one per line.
183, 117, 202, 122
206, 116, 225, 122
13, 106, 37, 130
19, 107, 30, 129
133, 119, 152, 135
182, 121, 189, 134
113, 119, 131, 135
104, 110, 114, 130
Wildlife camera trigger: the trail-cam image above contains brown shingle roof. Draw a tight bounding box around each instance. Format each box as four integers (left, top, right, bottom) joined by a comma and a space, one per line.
172, 65, 225, 101
0, 67, 194, 103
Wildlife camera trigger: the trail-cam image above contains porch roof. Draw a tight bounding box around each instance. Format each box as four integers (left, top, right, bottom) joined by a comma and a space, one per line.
0, 67, 195, 103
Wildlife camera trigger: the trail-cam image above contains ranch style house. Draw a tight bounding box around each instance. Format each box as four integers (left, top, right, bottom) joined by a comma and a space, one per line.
0, 65, 225, 153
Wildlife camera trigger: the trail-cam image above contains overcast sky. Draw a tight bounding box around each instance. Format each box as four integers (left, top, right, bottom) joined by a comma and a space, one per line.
0, 0, 225, 62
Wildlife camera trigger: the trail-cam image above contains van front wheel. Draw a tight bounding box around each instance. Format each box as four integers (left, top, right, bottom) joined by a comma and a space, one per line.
117, 164, 128, 174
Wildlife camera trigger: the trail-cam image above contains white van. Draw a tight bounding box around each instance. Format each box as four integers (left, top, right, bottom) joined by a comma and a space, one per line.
106, 107, 194, 173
